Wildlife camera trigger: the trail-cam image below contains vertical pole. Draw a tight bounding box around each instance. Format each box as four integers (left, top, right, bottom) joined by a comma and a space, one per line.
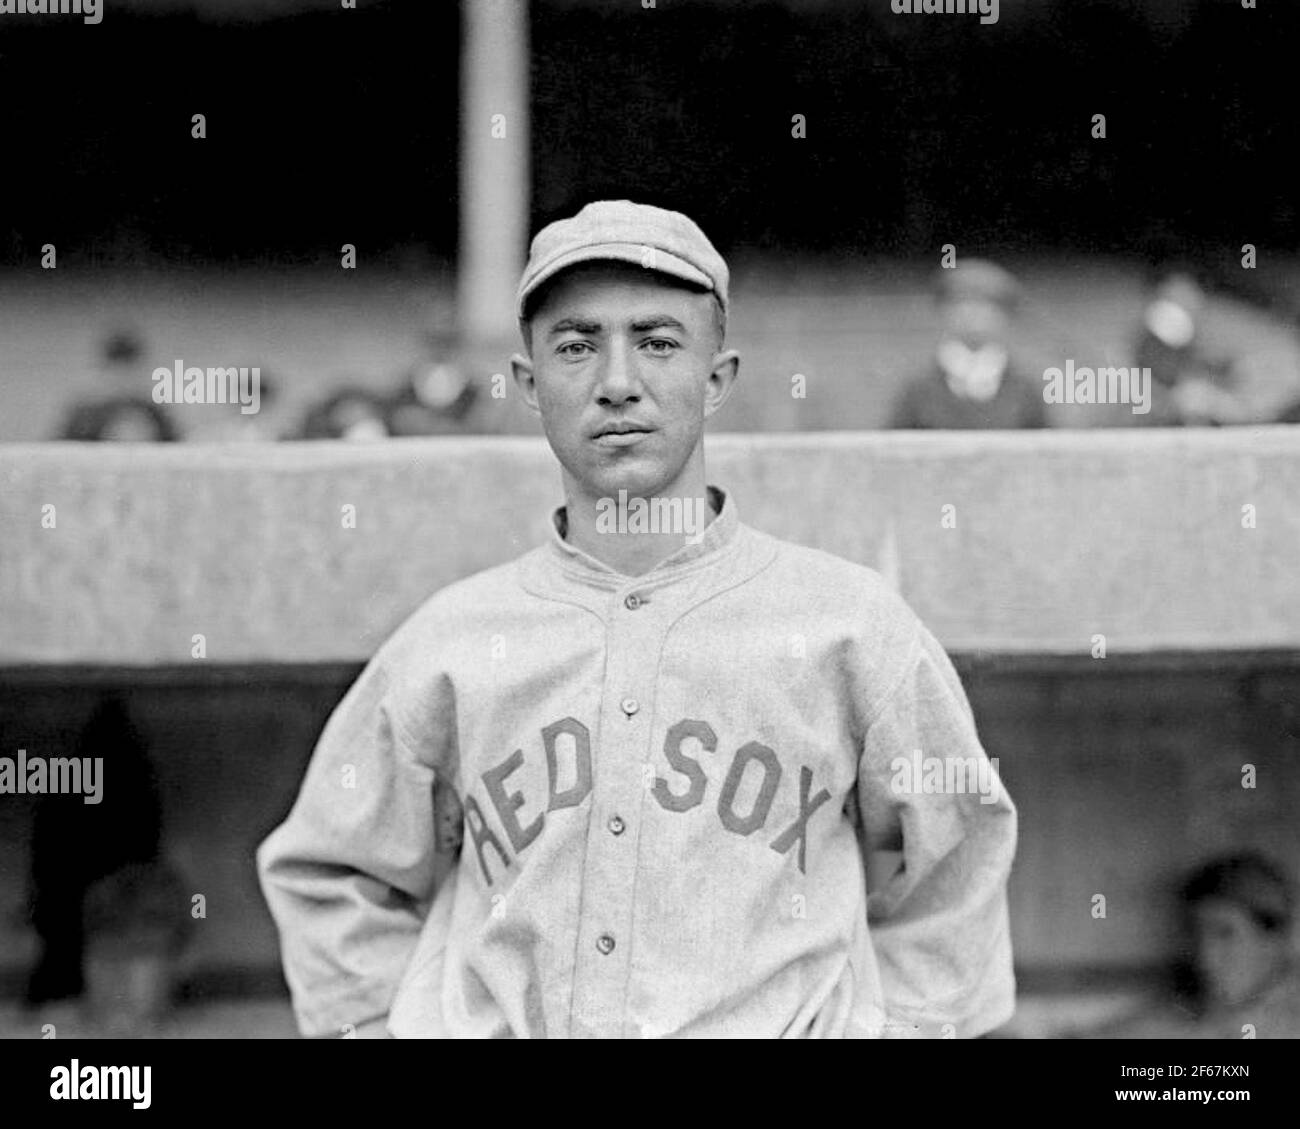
459, 0, 530, 345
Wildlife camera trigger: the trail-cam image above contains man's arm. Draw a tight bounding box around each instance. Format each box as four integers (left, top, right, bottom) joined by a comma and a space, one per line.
256, 651, 448, 1039
856, 625, 1017, 1038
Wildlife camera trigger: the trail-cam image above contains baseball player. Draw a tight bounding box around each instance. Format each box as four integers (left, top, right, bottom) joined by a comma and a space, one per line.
257, 200, 1017, 1039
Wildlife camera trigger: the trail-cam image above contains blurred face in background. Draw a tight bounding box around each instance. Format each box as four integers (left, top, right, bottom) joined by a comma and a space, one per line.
1144, 273, 1204, 351
941, 296, 1011, 352
936, 296, 1011, 401
513, 262, 738, 504
1192, 898, 1289, 1007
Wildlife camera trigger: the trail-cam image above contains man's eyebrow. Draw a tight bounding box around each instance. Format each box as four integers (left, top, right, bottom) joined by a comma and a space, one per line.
628, 315, 688, 334
545, 314, 690, 338
546, 316, 603, 338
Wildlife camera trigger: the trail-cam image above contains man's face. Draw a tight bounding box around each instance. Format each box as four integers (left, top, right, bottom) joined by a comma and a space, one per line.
1192, 899, 1287, 1007
512, 262, 738, 501
940, 297, 1010, 351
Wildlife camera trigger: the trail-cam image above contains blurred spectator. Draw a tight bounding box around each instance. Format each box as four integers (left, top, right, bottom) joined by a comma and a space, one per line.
1271, 313, 1300, 422
889, 259, 1048, 429
24, 695, 168, 1007
1133, 271, 1246, 426
386, 354, 479, 437
82, 861, 192, 1035
57, 395, 178, 442
196, 370, 283, 443
1083, 853, 1300, 1038
298, 386, 392, 440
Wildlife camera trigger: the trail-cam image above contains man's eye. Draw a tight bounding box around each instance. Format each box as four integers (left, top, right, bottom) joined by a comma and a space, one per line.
642, 338, 679, 355
557, 341, 592, 357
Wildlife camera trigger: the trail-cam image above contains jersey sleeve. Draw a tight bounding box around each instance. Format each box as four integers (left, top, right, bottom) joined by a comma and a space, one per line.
256, 640, 451, 1038
855, 623, 1017, 1038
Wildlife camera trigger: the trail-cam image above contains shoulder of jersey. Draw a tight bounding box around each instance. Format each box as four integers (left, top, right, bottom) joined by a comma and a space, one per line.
755, 528, 912, 614
379, 556, 530, 656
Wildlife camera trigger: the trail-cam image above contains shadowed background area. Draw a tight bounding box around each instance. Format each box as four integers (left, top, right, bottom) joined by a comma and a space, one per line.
2, 0, 1296, 263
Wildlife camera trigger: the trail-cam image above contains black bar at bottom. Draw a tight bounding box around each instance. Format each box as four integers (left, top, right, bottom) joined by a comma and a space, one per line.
0, 1035, 1289, 1118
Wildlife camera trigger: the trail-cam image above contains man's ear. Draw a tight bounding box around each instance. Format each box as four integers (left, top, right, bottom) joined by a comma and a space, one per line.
703, 349, 741, 420
510, 353, 540, 416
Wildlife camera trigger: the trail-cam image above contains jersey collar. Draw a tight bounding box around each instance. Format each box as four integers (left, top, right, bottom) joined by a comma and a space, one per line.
545, 484, 738, 582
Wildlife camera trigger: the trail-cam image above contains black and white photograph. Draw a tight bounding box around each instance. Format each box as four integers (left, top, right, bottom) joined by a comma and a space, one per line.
0, 0, 1296, 1106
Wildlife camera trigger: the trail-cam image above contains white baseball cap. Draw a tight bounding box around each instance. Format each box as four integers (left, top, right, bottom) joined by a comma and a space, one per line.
517, 199, 730, 321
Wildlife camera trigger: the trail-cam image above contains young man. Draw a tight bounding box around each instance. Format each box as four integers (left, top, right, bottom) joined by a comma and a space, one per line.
258, 200, 1017, 1039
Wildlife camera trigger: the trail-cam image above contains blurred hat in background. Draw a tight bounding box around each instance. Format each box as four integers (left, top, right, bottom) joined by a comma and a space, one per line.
1181, 852, 1294, 933
933, 258, 1021, 314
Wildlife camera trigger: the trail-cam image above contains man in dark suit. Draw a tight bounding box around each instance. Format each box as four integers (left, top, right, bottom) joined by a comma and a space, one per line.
890, 259, 1048, 430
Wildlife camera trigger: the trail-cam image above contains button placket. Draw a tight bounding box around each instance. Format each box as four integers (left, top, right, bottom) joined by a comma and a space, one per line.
569, 596, 661, 1037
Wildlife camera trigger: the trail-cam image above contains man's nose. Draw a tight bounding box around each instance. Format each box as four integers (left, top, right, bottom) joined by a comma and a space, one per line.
596, 342, 640, 404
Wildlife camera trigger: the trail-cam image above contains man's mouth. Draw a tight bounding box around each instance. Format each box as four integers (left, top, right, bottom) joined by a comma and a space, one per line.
593, 423, 654, 440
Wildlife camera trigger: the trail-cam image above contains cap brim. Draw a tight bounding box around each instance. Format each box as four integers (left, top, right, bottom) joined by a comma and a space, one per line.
517, 243, 714, 319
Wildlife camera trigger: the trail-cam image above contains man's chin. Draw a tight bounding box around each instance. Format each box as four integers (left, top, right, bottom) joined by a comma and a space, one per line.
579, 463, 672, 502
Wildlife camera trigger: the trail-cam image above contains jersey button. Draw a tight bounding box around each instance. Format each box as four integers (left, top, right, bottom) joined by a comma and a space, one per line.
624, 593, 642, 611
620, 698, 639, 717
608, 815, 626, 836
596, 933, 616, 955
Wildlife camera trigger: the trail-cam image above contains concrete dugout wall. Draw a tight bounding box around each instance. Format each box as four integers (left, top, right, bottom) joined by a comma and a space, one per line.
3, 428, 1299, 664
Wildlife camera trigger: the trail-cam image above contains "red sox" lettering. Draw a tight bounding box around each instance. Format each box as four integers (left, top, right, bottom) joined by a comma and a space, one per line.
464, 717, 832, 886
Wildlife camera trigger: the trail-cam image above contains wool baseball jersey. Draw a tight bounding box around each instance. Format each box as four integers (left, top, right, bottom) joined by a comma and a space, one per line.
257, 485, 1017, 1038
